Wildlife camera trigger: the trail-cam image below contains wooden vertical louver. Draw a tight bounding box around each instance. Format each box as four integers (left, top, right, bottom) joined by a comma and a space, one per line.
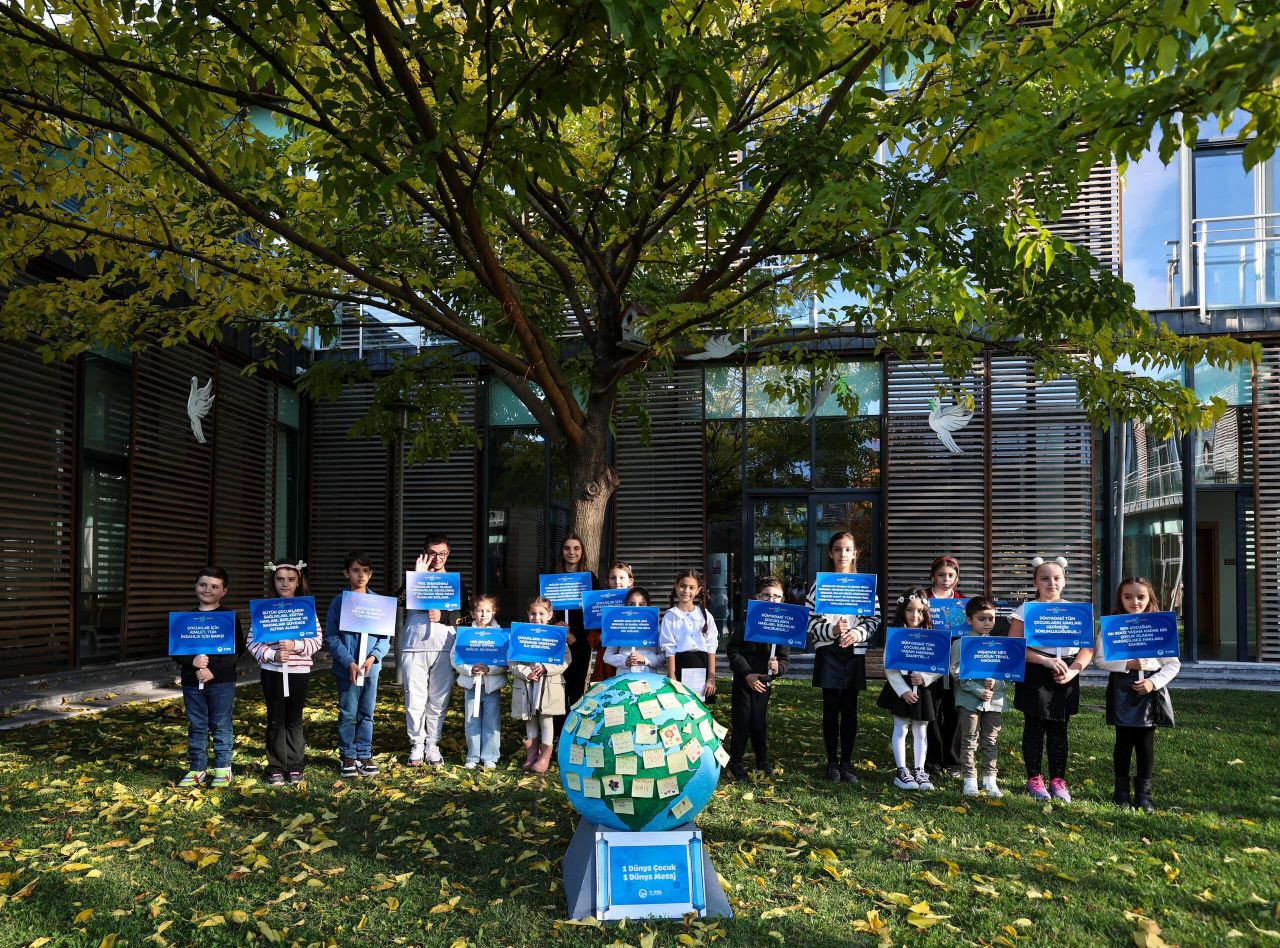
1253, 343, 1280, 661
125, 347, 215, 657
211, 356, 276, 617
0, 341, 76, 675
1043, 154, 1121, 273
885, 358, 988, 595
614, 368, 705, 592
308, 383, 389, 611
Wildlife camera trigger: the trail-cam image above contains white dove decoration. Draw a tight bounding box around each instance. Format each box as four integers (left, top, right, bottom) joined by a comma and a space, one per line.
684, 333, 744, 361
801, 374, 840, 422
928, 396, 973, 454
187, 376, 215, 444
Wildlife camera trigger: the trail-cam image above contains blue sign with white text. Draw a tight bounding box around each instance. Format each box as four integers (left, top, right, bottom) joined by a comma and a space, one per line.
404, 571, 462, 611
883, 626, 952, 675
583, 588, 629, 630
601, 606, 661, 649
744, 599, 808, 650
508, 622, 568, 665
1099, 611, 1180, 661
540, 572, 593, 610
249, 597, 318, 644
811, 572, 877, 616
169, 611, 236, 656
609, 843, 691, 907
453, 627, 510, 667
929, 598, 971, 636
1023, 601, 1095, 650
958, 635, 1027, 681
338, 591, 398, 637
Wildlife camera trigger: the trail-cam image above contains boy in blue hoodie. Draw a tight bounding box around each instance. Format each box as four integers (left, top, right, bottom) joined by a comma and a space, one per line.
324, 551, 389, 778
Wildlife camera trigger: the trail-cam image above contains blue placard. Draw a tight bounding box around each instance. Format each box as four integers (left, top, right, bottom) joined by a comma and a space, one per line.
249, 596, 318, 644
404, 571, 462, 611
883, 626, 952, 675
929, 597, 971, 636
508, 622, 568, 665
958, 635, 1027, 682
1023, 601, 1095, 650
583, 588, 629, 630
596, 830, 705, 921
540, 572, 593, 610
453, 627, 509, 667
168, 611, 236, 656
744, 599, 808, 650
1099, 611, 1180, 661
811, 572, 877, 616
601, 606, 660, 649
338, 590, 398, 637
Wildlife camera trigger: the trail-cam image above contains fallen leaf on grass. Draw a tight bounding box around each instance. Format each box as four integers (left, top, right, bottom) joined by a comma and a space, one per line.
74, 909, 95, 924
906, 901, 948, 929
1131, 916, 1168, 948
1248, 922, 1280, 939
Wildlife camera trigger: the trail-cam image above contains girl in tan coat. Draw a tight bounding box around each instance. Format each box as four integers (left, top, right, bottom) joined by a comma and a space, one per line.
512, 596, 570, 773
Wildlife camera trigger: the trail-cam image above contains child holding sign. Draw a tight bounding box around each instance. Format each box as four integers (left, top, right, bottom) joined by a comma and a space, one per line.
807, 532, 880, 784
324, 551, 389, 779
725, 576, 792, 780
876, 589, 941, 791
926, 556, 965, 779
512, 596, 569, 774
660, 570, 719, 701
588, 561, 633, 684
1008, 557, 1093, 802
604, 587, 665, 672
453, 594, 506, 769
1096, 578, 1180, 811
247, 559, 322, 785
173, 566, 243, 789
950, 596, 1005, 798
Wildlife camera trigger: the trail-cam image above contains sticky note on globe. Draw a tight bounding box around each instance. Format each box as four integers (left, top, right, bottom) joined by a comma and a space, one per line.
657, 777, 679, 799
585, 745, 605, 769
627, 679, 650, 695
637, 700, 661, 719
685, 740, 704, 762
660, 724, 683, 748
611, 731, 634, 755
666, 750, 689, 774
616, 755, 638, 775
583, 778, 602, 798
565, 771, 582, 792
657, 692, 681, 710
635, 723, 658, 745
603, 775, 625, 796
603, 705, 626, 727
631, 778, 654, 798
642, 748, 665, 769
569, 744, 585, 766
698, 719, 715, 743
672, 797, 694, 820
612, 799, 634, 815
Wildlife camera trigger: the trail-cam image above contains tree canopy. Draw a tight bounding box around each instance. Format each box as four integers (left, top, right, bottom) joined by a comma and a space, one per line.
2, 0, 1279, 556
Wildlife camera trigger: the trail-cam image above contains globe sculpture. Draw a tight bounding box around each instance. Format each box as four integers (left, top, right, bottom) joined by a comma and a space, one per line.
558, 671, 724, 832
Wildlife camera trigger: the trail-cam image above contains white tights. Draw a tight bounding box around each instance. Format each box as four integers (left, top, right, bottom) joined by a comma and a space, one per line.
524, 715, 554, 746
891, 716, 928, 770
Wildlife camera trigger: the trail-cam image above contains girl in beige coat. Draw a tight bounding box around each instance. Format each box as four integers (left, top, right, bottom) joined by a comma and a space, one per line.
512, 596, 570, 774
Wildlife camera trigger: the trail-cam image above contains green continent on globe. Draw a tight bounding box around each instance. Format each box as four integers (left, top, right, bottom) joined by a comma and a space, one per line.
557, 672, 724, 832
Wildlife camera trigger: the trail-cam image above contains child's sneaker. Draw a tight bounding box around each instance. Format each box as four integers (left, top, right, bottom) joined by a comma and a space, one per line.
357, 759, 380, 777
482, 761, 497, 771
178, 770, 206, 788
424, 744, 444, 767
1048, 777, 1072, 802
962, 777, 980, 796
983, 775, 1004, 798
893, 767, 918, 790
208, 767, 233, 788
464, 759, 479, 770
339, 758, 359, 778
406, 748, 425, 768
287, 772, 304, 785
1026, 775, 1051, 801
914, 769, 934, 791
267, 771, 286, 786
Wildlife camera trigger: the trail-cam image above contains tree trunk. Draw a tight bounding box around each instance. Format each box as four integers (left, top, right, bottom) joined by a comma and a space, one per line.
564, 405, 619, 574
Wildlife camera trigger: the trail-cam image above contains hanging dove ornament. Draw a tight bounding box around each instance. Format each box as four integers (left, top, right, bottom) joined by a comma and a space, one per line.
187, 376, 215, 444
928, 396, 973, 454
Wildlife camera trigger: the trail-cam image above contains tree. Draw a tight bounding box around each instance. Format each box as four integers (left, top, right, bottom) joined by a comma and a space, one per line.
2, 0, 1278, 567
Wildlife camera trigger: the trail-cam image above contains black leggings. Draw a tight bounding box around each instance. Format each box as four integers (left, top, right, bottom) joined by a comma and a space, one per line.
1022, 715, 1069, 780
1113, 726, 1155, 782
821, 688, 858, 765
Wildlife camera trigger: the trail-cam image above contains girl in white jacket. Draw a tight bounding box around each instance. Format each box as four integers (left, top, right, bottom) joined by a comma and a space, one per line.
452, 595, 506, 769
1096, 577, 1180, 812
604, 587, 665, 673
875, 589, 940, 791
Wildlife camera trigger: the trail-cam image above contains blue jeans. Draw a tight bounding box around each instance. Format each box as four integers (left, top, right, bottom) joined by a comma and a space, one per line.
334, 666, 380, 760
183, 682, 235, 770
464, 688, 502, 764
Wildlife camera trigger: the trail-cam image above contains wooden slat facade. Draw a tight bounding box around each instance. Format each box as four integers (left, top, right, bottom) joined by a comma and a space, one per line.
616, 368, 706, 593
1043, 153, 1120, 273
1254, 343, 1280, 661
0, 341, 76, 675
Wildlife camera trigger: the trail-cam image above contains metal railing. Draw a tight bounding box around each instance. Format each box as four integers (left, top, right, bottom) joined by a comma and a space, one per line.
1192, 211, 1280, 319
1122, 459, 1183, 514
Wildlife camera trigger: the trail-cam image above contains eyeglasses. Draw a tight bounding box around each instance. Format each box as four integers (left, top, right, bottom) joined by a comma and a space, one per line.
759, 593, 785, 602
425, 549, 449, 560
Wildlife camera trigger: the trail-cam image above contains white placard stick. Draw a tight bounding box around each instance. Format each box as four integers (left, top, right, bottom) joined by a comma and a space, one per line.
198, 654, 205, 690
530, 677, 543, 714
356, 633, 368, 686
282, 660, 291, 698
472, 675, 482, 718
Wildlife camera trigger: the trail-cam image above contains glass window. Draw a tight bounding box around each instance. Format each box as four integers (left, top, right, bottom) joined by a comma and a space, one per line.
78, 464, 127, 663
1121, 135, 1182, 311
745, 364, 794, 418
745, 419, 810, 488
814, 417, 881, 488
488, 380, 539, 427
277, 385, 300, 428
814, 361, 883, 417
1195, 147, 1259, 307
486, 428, 547, 615
1194, 359, 1251, 406
703, 365, 743, 418
705, 420, 743, 632
82, 359, 132, 456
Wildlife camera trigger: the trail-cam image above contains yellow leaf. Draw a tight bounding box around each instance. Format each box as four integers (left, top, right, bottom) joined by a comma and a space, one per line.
256, 920, 282, 943
1132, 916, 1169, 948
198, 915, 225, 928
1164, 864, 1180, 882
29, 939, 53, 948
883, 891, 914, 906
60, 863, 93, 872
1248, 922, 1280, 939
228, 910, 250, 923
529, 860, 551, 873
919, 870, 948, 889
197, 854, 219, 869
128, 837, 155, 852
310, 839, 338, 854
1243, 847, 1271, 855
99, 936, 118, 948
386, 896, 400, 912
430, 896, 461, 914
74, 909, 95, 923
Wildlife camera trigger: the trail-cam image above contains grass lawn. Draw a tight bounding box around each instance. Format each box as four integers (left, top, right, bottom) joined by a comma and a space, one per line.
1, 676, 1277, 947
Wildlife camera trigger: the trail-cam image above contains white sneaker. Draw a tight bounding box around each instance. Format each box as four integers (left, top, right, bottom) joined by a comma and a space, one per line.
424, 743, 444, 766
482, 761, 497, 771
893, 767, 919, 790
465, 760, 478, 770
962, 777, 979, 796
914, 769, 934, 791
983, 775, 1004, 798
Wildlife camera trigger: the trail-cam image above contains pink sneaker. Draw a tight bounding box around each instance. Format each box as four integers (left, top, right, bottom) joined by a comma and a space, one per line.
1026, 774, 1050, 801
1048, 777, 1072, 802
